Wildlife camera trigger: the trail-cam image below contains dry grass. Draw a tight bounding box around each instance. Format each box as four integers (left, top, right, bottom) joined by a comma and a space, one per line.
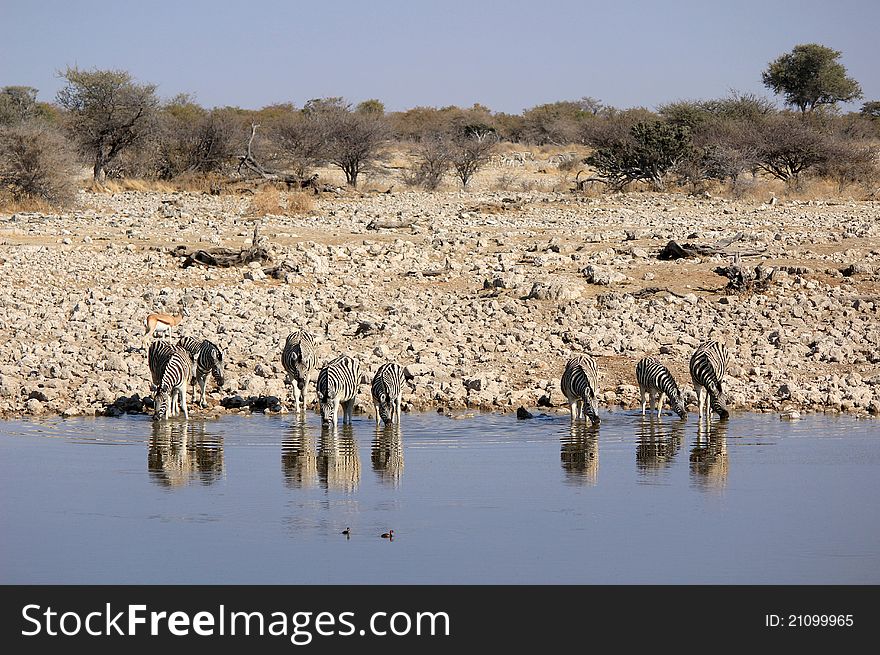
248, 187, 314, 216
286, 190, 315, 214
0, 193, 55, 214
85, 178, 177, 193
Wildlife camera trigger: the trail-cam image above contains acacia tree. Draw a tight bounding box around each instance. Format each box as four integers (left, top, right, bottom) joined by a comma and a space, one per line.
311, 100, 388, 187
762, 44, 862, 114
57, 67, 159, 182
0, 121, 79, 204
585, 121, 691, 191
752, 114, 831, 187
450, 132, 495, 188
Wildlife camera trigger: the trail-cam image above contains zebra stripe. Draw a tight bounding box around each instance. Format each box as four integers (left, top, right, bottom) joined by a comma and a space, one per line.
689, 341, 730, 420
560, 354, 600, 424
635, 357, 687, 419
317, 355, 361, 426
282, 330, 318, 414
371, 362, 405, 426
154, 347, 193, 421
148, 340, 176, 390
178, 336, 225, 408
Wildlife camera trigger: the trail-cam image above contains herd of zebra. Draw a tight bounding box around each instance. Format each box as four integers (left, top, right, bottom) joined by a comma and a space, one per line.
562, 340, 730, 424
147, 329, 731, 426
147, 330, 405, 427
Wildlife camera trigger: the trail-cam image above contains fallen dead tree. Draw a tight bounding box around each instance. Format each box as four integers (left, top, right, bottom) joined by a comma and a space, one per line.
714, 255, 776, 293
657, 232, 765, 260
179, 222, 271, 268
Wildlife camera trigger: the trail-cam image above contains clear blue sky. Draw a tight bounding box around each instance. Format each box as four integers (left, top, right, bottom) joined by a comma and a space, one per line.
1, 0, 877, 113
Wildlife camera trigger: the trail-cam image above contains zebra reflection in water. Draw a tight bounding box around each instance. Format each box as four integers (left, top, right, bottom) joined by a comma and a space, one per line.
690, 420, 729, 491
636, 417, 685, 474
148, 420, 224, 488
371, 424, 404, 487
316, 424, 360, 492
281, 418, 317, 489
560, 422, 599, 485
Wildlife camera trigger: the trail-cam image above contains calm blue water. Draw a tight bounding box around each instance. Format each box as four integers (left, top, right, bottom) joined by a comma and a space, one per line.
1, 411, 878, 584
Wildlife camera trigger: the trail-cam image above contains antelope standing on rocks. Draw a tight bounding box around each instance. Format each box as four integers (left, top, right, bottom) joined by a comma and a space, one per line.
145, 304, 189, 338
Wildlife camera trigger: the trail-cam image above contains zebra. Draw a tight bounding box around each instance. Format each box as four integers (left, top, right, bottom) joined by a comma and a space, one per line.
317, 355, 361, 426
635, 357, 688, 419
689, 341, 730, 420
371, 362, 405, 425
148, 340, 178, 415
560, 354, 600, 424
281, 330, 318, 414
154, 346, 193, 421
177, 336, 225, 408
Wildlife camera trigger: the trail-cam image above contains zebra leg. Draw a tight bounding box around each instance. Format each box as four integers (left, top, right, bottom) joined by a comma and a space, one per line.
343, 398, 355, 425
649, 391, 656, 416
292, 381, 302, 415
657, 393, 666, 418
576, 399, 583, 421
179, 386, 189, 420
395, 396, 401, 424
640, 387, 647, 415
569, 401, 577, 420
199, 376, 208, 408
374, 404, 381, 426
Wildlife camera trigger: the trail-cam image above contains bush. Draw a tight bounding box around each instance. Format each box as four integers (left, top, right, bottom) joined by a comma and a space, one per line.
584, 120, 691, 191
0, 121, 79, 205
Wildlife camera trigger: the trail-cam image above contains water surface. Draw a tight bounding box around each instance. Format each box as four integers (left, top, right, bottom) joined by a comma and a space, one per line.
1, 411, 878, 584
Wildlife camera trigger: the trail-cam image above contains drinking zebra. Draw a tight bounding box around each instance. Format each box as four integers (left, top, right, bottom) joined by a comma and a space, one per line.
371, 362, 405, 426
560, 354, 600, 424
689, 341, 730, 420
281, 330, 318, 414
148, 340, 177, 415
154, 346, 194, 421
635, 357, 687, 419
177, 336, 225, 408
317, 355, 362, 426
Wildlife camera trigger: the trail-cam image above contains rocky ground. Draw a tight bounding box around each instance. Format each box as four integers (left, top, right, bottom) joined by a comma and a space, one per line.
1, 185, 879, 420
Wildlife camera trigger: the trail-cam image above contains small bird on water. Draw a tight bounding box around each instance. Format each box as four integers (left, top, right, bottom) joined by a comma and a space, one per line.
381, 530, 394, 540
342, 527, 351, 538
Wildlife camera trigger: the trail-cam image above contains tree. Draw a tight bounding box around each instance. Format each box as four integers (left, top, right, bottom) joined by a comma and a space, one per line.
0, 121, 79, 205
270, 111, 326, 178
356, 99, 385, 115
311, 100, 388, 187
752, 114, 831, 187
449, 132, 495, 188
57, 67, 159, 182
585, 121, 691, 190
0, 86, 60, 127
405, 133, 452, 190
762, 44, 862, 114
155, 96, 240, 179
861, 101, 880, 120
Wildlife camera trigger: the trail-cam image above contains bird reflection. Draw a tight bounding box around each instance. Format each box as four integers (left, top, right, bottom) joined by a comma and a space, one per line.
371, 423, 404, 486
281, 417, 317, 489
690, 419, 729, 490
316, 424, 360, 492
148, 420, 224, 488
636, 416, 685, 473
560, 421, 599, 485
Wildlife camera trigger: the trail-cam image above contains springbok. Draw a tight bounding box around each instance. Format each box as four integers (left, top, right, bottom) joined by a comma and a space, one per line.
145, 305, 190, 338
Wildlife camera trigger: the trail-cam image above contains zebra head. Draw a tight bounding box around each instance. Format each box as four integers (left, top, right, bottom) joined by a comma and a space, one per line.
710, 390, 730, 420
376, 392, 393, 426
667, 385, 688, 420
318, 385, 338, 425
584, 387, 601, 425
210, 347, 225, 387
154, 386, 171, 421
